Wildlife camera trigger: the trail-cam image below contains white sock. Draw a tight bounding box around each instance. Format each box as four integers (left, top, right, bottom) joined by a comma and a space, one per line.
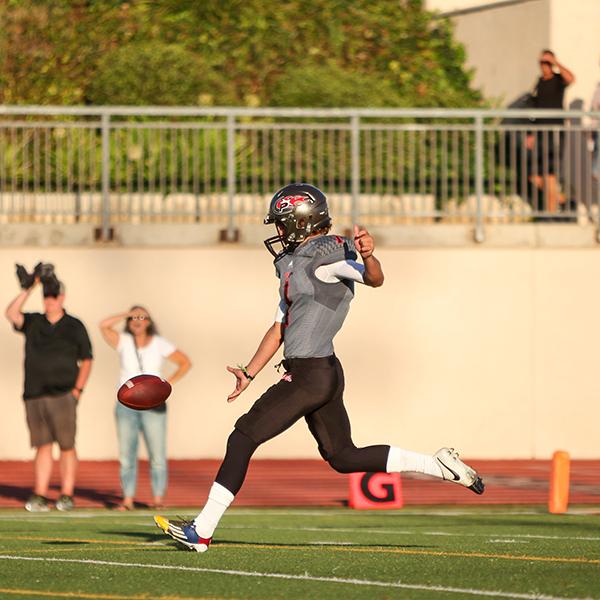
193, 482, 235, 538
386, 446, 443, 479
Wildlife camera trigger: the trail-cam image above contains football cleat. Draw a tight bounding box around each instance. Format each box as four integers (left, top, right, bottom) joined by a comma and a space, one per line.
154, 515, 211, 552
434, 447, 485, 495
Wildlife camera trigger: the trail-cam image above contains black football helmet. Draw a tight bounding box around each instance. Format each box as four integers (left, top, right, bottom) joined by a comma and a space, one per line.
264, 183, 332, 260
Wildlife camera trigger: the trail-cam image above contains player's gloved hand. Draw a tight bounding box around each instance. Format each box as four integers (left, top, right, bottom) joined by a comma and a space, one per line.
353, 224, 375, 259
226, 365, 252, 403
15, 264, 35, 290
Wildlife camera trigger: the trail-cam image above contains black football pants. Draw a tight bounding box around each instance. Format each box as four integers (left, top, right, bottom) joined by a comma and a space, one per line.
215, 355, 389, 495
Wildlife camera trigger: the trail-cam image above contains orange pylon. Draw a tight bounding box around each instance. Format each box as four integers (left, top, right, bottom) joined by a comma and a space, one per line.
548, 450, 570, 514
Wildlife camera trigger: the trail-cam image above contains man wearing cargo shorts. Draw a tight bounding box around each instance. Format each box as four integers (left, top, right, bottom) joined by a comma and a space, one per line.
5, 276, 93, 511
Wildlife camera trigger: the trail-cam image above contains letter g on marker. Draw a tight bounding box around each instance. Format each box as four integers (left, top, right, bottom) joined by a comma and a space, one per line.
348, 472, 404, 510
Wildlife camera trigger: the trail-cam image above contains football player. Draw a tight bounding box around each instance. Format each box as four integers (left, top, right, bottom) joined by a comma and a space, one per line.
155, 183, 484, 552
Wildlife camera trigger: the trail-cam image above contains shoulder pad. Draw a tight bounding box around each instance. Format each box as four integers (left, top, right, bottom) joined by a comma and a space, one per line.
296, 235, 357, 260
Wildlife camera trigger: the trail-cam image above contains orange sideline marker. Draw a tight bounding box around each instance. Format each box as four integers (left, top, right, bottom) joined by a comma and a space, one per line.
348, 472, 403, 510
548, 450, 570, 514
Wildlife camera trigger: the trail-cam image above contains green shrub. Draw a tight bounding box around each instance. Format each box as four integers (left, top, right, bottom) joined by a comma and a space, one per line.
270, 63, 406, 108
88, 42, 232, 106
1, 0, 481, 108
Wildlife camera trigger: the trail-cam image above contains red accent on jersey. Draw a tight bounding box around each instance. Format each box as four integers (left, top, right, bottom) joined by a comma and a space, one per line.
283, 271, 292, 329
334, 235, 343, 244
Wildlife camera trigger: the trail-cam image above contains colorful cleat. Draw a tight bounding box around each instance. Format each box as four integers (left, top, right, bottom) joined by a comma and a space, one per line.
154, 515, 211, 552
434, 447, 485, 495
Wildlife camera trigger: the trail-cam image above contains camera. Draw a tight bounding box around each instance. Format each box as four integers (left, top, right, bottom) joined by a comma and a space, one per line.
15, 264, 35, 290
36, 263, 62, 297
15, 262, 63, 297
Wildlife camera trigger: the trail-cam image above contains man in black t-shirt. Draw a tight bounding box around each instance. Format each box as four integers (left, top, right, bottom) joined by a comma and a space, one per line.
5, 275, 93, 512
526, 50, 575, 216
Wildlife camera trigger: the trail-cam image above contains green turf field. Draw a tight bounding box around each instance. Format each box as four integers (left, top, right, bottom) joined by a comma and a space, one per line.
0, 506, 598, 600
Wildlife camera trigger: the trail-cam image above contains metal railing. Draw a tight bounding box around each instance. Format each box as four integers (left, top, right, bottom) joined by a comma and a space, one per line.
0, 106, 599, 241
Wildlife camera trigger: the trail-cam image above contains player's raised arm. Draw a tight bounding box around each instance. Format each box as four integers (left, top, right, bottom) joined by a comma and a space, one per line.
226, 321, 284, 403
353, 224, 384, 288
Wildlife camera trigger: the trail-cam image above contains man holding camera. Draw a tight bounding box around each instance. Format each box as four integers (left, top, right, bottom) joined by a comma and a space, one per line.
5, 264, 93, 511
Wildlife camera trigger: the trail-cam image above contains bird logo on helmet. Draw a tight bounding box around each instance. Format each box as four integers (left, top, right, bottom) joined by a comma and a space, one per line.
264, 183, 332, 260
274, 195, 310, 214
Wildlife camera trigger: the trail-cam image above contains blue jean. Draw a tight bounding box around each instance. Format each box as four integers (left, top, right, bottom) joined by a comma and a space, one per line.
115, 402, 167, 499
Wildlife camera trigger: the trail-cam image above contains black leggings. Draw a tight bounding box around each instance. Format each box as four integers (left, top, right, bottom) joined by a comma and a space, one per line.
215, 356, 389, 495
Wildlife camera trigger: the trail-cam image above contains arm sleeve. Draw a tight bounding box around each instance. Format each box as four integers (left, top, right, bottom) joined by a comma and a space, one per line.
14, 312, 35, 334
156, 336, 177, 357
76, 323, 93, 360
315, 260, 366, 284
274, 298, 287, 323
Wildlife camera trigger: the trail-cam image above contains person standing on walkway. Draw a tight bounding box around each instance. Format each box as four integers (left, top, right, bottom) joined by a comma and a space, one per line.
526, 50, 575, 215
100, 306, 191, 510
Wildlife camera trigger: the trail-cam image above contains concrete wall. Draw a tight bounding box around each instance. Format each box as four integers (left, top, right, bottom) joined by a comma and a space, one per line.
1, 244, 599, 461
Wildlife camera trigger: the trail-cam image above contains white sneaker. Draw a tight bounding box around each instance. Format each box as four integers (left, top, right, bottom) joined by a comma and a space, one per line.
434, 447, 485, 495
24, 494, 50, 512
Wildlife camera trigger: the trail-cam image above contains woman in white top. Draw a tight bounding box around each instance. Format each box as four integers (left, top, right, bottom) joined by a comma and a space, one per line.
100, 306, 191, 510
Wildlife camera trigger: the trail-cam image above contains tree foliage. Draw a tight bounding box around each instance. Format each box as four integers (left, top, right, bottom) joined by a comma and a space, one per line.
270, 63, 405, 108
88, 43, 235, 106
0, 0, 482, 107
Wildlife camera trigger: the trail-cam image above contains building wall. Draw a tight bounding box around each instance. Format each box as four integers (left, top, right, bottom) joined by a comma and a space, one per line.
436, 0, 551, 105
1, 245, 599, 461
427, 0, 600, 110
549, 0, 600, 111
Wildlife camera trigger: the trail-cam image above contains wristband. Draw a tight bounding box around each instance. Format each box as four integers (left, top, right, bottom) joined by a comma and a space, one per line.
237, 364, 254, 381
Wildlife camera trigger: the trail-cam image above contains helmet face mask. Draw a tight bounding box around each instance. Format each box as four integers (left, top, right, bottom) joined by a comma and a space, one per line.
264, 183, 332, 260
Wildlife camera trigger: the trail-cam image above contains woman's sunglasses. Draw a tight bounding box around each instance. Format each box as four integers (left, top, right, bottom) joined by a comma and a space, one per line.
128, 316, 150, 321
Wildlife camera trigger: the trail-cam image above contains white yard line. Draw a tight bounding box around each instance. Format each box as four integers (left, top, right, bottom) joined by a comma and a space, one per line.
1, 514, 599, 543
216, 524, 600, 542
0, 555, 594, 600
218, 509, 553, 516
421, 531, 600, 542
0, 507, 598, 521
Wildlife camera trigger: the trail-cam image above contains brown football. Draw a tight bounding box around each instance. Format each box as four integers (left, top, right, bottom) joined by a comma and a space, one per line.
117, 374, 172, 410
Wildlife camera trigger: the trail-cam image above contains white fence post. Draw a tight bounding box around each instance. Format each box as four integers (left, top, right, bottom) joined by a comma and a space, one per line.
101, 112, 111, 241
226, 114, 236, 240
351, 114, 360, 225
474, 114, 485, 243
